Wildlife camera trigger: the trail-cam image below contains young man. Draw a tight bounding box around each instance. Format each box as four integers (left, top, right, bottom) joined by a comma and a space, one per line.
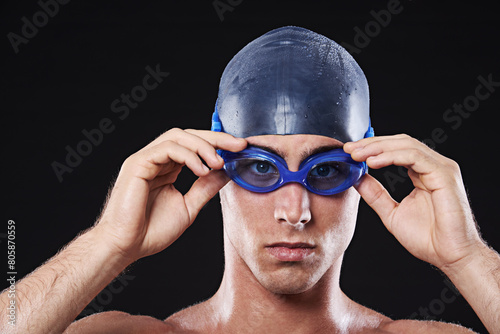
2, 27, 499, 333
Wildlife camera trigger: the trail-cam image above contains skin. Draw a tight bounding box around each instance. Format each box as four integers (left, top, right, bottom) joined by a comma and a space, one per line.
0, 129, 498, 333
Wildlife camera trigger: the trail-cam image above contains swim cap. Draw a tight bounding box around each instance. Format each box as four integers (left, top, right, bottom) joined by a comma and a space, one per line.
212, 26, 372, 142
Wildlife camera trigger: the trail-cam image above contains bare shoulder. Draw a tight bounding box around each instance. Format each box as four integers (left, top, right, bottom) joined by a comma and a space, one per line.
64, 311, 180, 334
380, 319, 478, 334
165, 300, 217, 333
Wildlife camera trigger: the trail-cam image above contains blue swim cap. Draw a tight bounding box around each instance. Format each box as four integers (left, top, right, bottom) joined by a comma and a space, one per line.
212, 26, 373, 142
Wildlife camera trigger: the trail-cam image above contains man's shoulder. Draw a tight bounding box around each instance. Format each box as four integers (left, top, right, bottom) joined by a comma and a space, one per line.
164, 300, 216, 333
64, 310, 181, 334
379, 319, 477, 334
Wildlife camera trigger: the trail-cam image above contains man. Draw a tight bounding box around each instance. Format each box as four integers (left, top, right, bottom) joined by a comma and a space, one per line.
1, 26, 499, 333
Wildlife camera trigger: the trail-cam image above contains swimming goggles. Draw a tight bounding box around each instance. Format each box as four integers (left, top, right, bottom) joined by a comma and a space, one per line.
219, 146, 367, 195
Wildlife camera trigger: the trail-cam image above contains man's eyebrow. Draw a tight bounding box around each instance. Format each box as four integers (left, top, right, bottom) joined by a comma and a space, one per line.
249, 144, 287, 158
249, 144, 344, 161
300, 145, 344, 161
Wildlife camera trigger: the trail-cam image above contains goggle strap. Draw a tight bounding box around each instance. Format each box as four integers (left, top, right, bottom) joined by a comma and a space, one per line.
364, 118, 375, 138
211, 102, 223, 132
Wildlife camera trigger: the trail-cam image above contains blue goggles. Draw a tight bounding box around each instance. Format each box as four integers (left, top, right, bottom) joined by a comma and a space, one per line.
219, 146, 367, 196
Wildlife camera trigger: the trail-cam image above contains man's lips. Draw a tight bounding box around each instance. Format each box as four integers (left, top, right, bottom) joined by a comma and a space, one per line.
265, 243, 315, 261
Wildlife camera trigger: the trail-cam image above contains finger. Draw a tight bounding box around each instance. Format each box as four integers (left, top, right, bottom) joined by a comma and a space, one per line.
184, 129, 247, 152
365, 147, 437, 170
149, 167, 183, 191
363, 150, 451, 192
142, 128, 222, 168
145, 128, 246, 154
345, 134, 456, 191
346, 135, 437, 161
131, 140, 211, 181
344, 134, 440, 167
347, 135, 445, 171
354, 174, 398, 231
184, 170, 230, 222
145, 128, 247, 170
344, 134, 413, 153
407, 169, 426, 190
167, 132, 224, 170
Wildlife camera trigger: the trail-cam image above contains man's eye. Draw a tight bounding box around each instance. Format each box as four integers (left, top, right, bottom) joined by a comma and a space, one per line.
251, 161, 274, 174
310, 163, 339, 177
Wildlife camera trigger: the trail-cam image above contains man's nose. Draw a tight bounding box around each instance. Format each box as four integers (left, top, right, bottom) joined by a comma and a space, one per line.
273, 183, 311, 228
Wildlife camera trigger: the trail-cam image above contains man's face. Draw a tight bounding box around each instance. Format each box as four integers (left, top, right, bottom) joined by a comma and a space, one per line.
219, 134, 361, 294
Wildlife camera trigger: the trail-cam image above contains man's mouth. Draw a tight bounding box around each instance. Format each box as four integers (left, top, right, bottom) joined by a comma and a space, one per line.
265, 242, 315, 262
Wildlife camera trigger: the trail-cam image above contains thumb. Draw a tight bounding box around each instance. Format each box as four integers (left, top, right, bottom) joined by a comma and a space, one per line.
184, 169, 230, 222
355, 174, 398, 231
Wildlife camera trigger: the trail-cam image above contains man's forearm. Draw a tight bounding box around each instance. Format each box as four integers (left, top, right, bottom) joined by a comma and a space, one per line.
0, 226, 131, 334
442, 242, 500, 334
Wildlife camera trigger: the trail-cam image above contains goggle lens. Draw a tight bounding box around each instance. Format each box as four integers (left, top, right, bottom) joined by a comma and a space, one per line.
233, 159, 280, 188
307, 161, 351, 190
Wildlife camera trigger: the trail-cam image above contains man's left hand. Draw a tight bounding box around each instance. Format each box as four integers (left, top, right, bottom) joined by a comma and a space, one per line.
344, 134, 484, 270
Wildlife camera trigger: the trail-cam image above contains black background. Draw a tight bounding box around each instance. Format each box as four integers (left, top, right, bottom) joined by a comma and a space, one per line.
2, 1, 499, 333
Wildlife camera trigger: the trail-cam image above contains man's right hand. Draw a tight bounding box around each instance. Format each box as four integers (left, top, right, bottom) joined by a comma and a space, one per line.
94, 128, 247, 263
0, 128, 246, 334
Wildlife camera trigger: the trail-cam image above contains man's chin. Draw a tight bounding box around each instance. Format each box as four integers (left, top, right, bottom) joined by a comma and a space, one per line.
255, 268, 319, 295
265, 283, 312, 295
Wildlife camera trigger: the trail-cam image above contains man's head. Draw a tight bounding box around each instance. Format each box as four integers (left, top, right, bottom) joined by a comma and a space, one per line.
213, 26, 371, 294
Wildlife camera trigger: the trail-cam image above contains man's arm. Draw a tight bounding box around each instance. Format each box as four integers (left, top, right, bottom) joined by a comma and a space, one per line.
0, 227, 129, 334
441, 243, 500, 333
0, 128, 246, 334
345, 134, 500, 333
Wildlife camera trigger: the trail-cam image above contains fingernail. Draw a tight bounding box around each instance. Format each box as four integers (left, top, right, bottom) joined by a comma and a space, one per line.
344, 142, 361, 151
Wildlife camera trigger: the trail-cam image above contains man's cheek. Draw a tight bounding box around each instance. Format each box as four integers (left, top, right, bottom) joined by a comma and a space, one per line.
321, 227, 354, 257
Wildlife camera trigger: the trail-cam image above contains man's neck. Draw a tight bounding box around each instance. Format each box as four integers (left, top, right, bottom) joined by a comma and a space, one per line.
207, 246, 362, 333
